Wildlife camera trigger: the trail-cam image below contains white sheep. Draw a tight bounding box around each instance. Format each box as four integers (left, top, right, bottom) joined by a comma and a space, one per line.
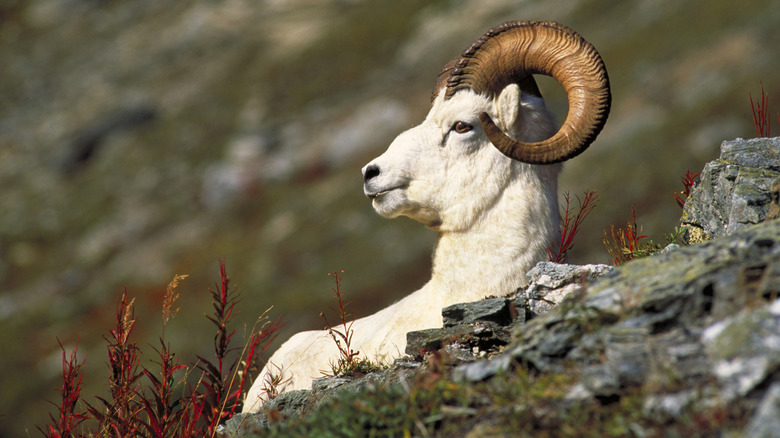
242, 20, 610, 412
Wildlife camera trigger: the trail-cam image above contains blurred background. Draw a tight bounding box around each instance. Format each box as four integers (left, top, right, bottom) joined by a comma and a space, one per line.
1, 0, 778, 434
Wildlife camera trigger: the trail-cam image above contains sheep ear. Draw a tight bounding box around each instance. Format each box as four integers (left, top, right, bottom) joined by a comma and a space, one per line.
495, 83, 521, 133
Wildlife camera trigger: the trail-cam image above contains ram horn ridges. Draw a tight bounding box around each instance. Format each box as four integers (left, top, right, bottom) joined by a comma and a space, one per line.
442, 20, 611, 164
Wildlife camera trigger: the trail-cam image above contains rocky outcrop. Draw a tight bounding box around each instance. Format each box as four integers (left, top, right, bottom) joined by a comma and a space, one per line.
458, 219, 780, 404
682, 137, 780, 242
224, 137, 780, 437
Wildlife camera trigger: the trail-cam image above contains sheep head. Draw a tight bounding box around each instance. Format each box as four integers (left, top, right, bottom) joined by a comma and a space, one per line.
362, 20, 610, 231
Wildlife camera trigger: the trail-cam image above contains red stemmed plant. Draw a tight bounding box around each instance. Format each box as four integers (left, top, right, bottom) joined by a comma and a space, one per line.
193, 260, 284, 436
749, 82, 772, 137
88, 290, 144, 435
39, 261, 283, 437
320, 270, 372, 377
139, 274, 189, 438
548, 190, 598, 263
38, 341, 89, 438
674, 170, 700, 209
603, 206, 664, 265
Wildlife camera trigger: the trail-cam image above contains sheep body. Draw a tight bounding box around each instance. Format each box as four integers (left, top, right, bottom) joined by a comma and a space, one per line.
242, 86, 560, 412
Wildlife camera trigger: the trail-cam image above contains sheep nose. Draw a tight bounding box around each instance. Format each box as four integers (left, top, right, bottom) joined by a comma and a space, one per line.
363, 164, 380, 183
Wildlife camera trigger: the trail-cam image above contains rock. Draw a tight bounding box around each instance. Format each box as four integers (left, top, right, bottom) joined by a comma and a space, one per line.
405, 321, 511, 360
516, 262, 614, 318
455, 218, 780, 417
226, 389, 311, 433
745, 382, 780, 438
442, 297, 516, 327
683, 137, 780, 241
721, 137, 780, 170
311, 376, 353, 392
702, 297, 780, 400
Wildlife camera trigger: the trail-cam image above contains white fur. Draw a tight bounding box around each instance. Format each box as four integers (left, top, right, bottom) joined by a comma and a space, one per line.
242, 84, 560, 413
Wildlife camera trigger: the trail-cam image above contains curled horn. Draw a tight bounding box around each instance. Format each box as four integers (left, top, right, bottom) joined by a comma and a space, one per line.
440, 20, 611, 164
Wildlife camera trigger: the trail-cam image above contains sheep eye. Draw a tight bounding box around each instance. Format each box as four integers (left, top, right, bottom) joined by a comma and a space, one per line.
452, 121, 473, 134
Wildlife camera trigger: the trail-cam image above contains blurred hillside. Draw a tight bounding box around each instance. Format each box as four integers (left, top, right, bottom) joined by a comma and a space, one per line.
1, 0, 778, 434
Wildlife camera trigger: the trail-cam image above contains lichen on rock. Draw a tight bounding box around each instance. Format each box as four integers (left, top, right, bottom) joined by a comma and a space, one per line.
683, 137, 780, 242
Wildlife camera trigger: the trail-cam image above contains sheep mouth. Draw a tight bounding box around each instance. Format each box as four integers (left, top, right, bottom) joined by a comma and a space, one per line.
367, 190, 390, 200
365, 186, 403, 200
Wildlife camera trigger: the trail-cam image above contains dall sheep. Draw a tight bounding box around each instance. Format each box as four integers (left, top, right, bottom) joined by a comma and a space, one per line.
243, 20, 610, 413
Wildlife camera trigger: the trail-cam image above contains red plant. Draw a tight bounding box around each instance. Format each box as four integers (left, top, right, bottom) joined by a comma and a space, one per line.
603, 206, 661, 265
749, 82, 771, 137
39, 341, 89, 438
88, 290, 144, 435
140, 341, 187, 437
194, 260, 284, 436
139, 274, 188, 437
674, 170, 700, 209
40, 261, 283, 437
320, 270, 361, 375
548, 190, 598, 263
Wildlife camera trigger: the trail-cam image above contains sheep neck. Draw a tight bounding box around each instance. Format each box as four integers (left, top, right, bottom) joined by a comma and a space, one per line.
429, 165, 560, 306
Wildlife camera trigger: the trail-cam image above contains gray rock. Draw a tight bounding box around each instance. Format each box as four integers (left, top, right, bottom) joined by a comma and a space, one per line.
311, 376, 353, 392
745, 382, 780, 438
702, 298, 780, 400
642, 390, 699, 420
225, 389, 312, 433
721, 137, 780, 170
453, 354, 514, 382
405, 321, 511, 360
683, 137, 780, 241
517, 262, 614, 317
462, 219, 780, 418
442, 297, 515, 328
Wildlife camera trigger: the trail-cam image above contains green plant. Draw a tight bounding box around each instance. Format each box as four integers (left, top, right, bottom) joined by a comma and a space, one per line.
258, 362, 291, 401
664, 226, 687, 246
140, 274, 189, 438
